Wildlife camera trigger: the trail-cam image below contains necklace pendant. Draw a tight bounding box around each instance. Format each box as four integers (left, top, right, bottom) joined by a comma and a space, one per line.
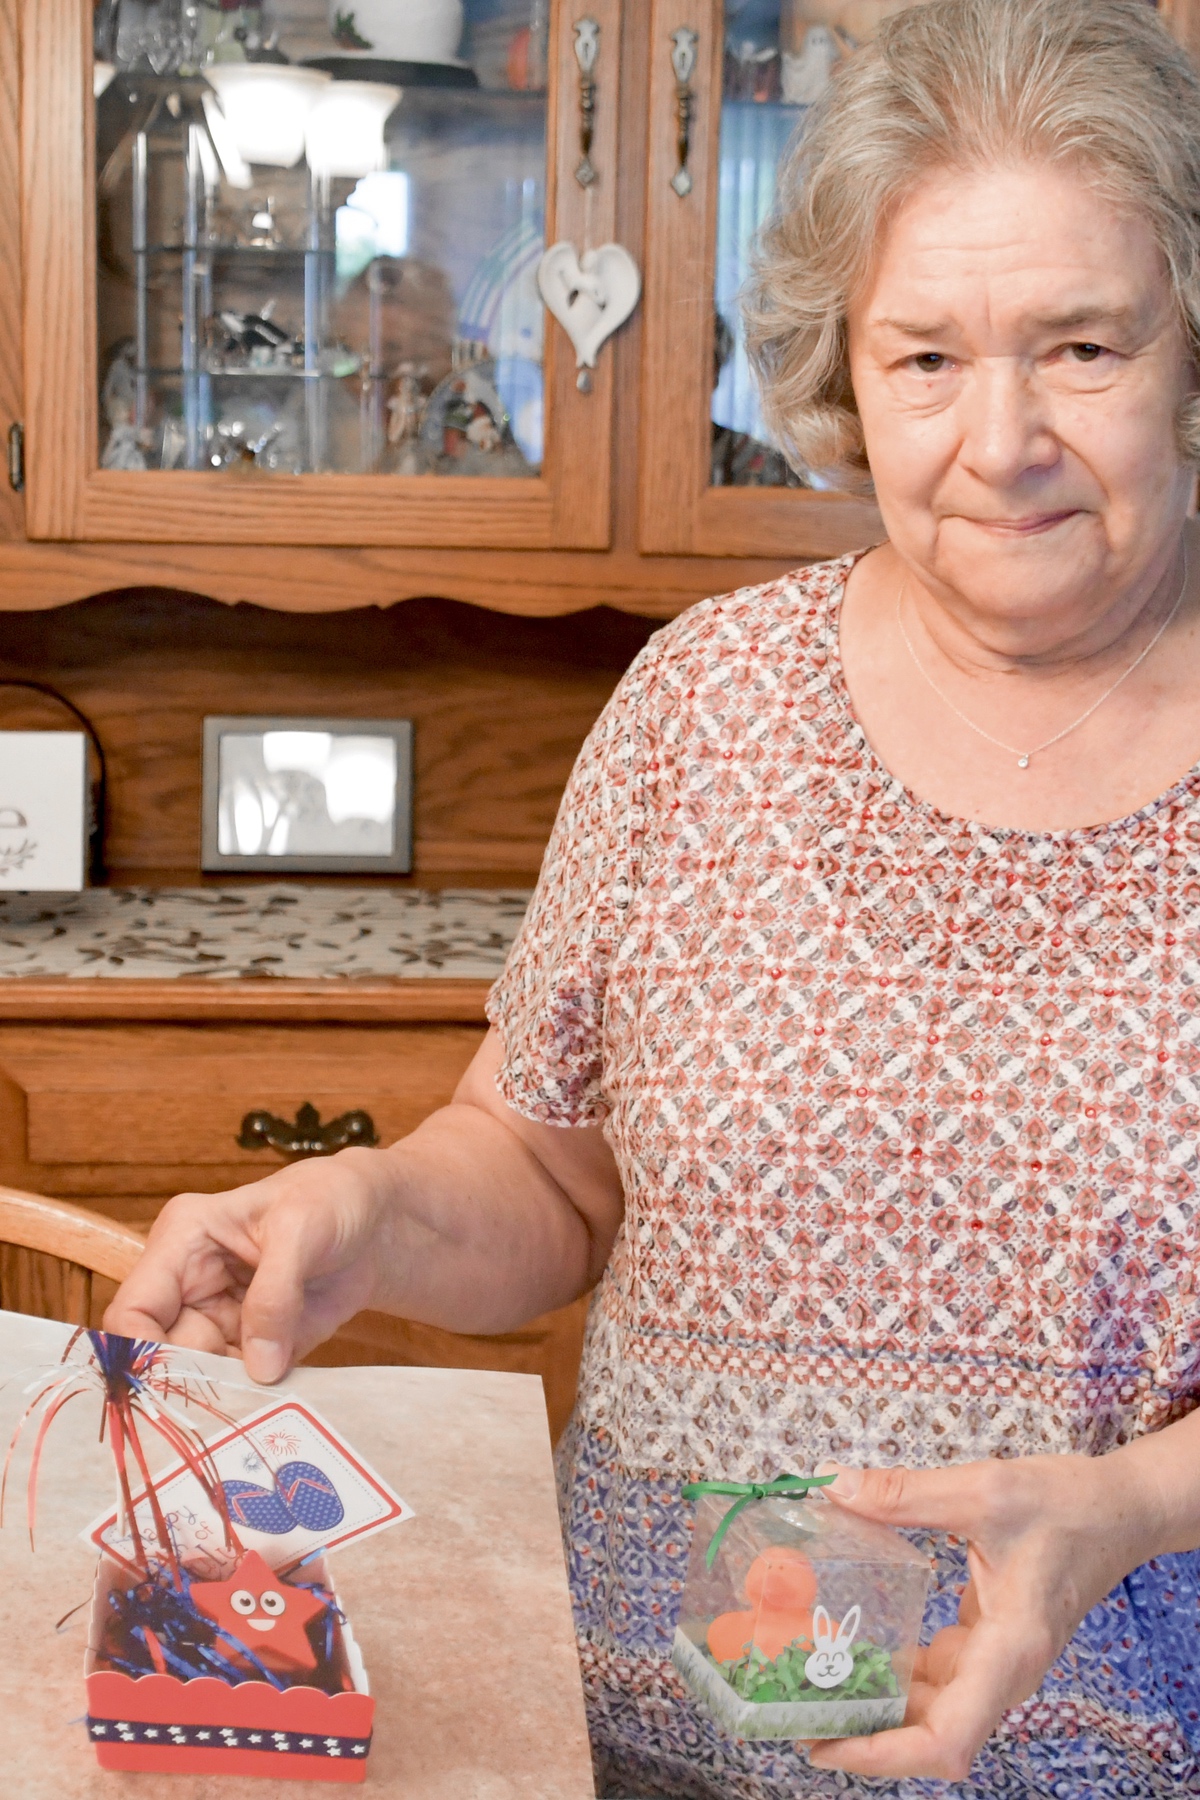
1017, 755, 1031, 769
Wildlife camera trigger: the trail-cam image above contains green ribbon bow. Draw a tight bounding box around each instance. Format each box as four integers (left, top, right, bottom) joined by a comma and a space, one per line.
681, 1475, 836, 1569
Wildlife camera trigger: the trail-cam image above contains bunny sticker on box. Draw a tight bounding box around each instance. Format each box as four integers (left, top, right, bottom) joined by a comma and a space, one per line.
804, 1604, 861, 1689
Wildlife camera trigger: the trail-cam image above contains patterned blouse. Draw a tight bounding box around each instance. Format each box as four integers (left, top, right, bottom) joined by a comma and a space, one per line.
487, 555, 1200, 1800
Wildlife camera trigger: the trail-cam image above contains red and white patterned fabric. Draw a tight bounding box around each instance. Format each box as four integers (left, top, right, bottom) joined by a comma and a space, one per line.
487, 554, 1200, 1799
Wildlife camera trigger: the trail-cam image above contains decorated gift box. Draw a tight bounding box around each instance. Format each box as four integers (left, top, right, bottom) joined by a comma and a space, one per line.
4, 1327, 412, 1782
672, 1475, 930, 1741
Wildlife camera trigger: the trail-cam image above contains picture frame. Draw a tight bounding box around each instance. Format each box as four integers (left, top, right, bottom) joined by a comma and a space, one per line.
201, 716, 414, 875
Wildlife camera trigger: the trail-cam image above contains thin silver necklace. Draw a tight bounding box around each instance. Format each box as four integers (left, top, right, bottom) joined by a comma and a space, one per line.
895, 550, 1188, 770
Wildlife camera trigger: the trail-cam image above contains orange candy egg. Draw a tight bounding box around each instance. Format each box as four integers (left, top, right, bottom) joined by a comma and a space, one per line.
707, 1610, 756, 1663
744, 1546, 818, 1613
749, 1606, 814, 1660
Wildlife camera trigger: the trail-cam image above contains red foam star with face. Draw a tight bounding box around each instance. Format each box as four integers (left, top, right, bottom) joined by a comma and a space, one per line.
190, 1550, 325, 1676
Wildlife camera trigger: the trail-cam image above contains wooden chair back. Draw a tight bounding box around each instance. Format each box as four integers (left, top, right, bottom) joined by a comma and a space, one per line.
0, 1185, 144, 1330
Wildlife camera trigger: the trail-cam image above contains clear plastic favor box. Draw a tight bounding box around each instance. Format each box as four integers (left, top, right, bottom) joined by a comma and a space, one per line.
673, 1481, 930, 1741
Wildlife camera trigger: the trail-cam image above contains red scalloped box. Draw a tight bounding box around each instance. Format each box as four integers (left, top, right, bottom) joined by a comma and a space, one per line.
84, 1558, 375, 1782
85, 1671, 374, 1780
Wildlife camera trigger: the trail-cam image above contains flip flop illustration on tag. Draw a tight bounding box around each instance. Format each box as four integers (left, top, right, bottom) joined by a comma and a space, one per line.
803, 1604, 861, 1690
221, 1461, 345, 1535
537, 240, 641, 388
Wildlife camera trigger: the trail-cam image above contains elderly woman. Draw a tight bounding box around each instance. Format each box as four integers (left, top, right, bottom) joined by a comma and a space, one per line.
109, 0, 1200, 1793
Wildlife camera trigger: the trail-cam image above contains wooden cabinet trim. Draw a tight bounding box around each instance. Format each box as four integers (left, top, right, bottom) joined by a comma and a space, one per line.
544, 0, 624, 550
20, 0, 93, 541
0, 0, 23, 543
636, 0, 720, 556
0, 978, 494, 1023
0, 538, 799, 615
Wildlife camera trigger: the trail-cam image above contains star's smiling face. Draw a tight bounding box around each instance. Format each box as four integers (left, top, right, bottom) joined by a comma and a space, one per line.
191, 1550, 325, 1675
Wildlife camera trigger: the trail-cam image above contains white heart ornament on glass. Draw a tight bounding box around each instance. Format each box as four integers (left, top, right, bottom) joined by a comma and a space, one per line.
537, 241, 641, 390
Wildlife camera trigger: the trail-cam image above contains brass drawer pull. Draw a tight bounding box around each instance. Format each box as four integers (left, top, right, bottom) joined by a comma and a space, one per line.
237, 1103, 379, 1158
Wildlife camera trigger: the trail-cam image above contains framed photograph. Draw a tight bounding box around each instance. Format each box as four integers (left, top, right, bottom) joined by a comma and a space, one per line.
202, 716, 413, 874
0, 732, 89, 891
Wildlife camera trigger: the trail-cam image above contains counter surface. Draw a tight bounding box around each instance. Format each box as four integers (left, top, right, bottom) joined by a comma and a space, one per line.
0, 887, 530, 981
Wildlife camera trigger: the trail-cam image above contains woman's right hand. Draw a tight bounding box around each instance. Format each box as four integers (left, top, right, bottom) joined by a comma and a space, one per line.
103, 1145, 395, 1384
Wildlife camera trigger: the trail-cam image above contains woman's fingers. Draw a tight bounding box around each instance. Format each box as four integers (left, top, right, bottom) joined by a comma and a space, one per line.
233, 1198, 343, 1381
103, 1192, 248, 1342
816, 1458, 1012, 1538
808, 1613, 1046, 1779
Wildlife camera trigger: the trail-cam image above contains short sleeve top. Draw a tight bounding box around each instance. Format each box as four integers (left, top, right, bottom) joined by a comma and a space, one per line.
486, 555, 1200, 1798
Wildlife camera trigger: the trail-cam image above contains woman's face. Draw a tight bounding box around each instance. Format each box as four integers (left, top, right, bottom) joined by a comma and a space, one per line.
847, 161, 1196, 641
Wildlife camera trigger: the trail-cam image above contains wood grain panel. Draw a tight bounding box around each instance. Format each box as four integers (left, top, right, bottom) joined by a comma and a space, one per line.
76, 471, 562, 550
0, 0, 24, 542
0, 540, 800, 617
693, 486, 883, 560
637, 0, 720, 554
0, 1021, 485, 1187
0, 590, 656, 877
20, 0, 93, 540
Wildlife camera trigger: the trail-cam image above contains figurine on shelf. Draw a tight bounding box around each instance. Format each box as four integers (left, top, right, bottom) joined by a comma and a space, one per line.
781, 24, 840, 104
210, 303, 302, 373
386, 362, 424, 445
99, 340, 152, 471
723, 40, 783, 102
247, 195, 283, 249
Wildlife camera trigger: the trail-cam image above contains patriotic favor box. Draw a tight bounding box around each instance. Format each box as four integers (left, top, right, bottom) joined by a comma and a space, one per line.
85, 1552, 374, 1782
672, 1476, 930, 1741
6, 1330, 412, 1786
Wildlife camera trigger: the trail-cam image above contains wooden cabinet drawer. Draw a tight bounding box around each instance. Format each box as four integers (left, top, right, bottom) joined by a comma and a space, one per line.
0, 1023, 486, 1185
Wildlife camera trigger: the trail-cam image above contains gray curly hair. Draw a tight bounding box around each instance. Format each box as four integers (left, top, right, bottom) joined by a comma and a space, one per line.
743, 0, 1200, 487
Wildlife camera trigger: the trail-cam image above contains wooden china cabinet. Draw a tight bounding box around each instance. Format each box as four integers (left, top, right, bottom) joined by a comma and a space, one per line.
0, 0, 1196, 1435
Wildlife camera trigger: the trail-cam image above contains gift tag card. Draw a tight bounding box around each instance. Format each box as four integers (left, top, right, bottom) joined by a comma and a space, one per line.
85, 1398, 413, 1574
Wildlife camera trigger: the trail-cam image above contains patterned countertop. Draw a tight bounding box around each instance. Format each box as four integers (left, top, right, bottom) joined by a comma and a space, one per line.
0, 887, 531, 981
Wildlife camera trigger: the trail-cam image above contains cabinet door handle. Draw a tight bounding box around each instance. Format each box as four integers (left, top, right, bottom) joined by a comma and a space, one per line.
237, 1102, 379, 1157
574, 17, 601, 187
670, 26, 700, 197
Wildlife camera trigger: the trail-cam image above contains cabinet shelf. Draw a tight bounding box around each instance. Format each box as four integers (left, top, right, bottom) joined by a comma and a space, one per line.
139, 365, 363, 381
139, 243, 329, 261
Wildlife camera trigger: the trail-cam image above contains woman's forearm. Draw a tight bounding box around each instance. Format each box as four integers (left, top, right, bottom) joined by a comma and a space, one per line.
1106, 1404, 1200, 1563
363, 1098, 618, 1335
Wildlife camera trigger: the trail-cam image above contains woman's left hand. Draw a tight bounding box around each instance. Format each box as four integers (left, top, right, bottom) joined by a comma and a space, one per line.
804, 1452, 1161, 1782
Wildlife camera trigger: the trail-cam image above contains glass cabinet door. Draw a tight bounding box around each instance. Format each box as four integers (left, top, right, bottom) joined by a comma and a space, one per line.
639, 0, 883, 559
23, 0, 622, 548
639, 0, 1194, 560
